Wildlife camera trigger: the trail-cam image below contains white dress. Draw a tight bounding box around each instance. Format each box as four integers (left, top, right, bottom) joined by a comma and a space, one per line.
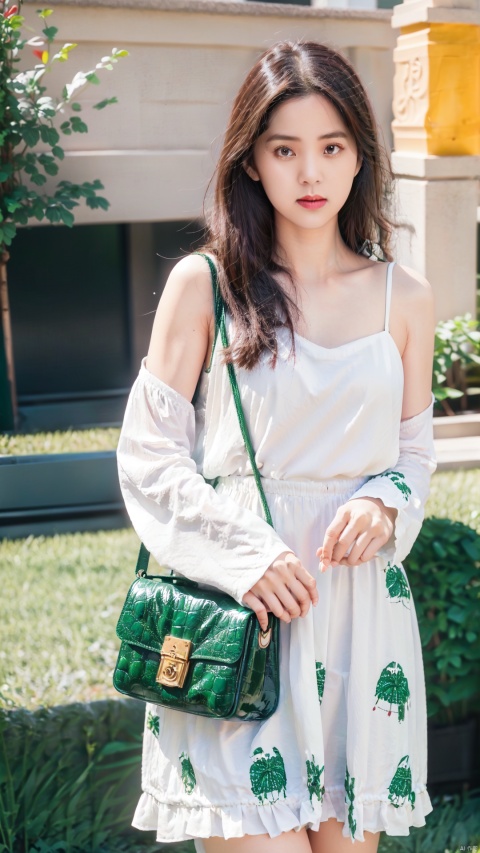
116, 256, 437, 848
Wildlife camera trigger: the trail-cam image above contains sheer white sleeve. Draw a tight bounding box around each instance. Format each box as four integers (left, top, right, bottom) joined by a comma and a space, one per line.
116, 364, 291, 606
348, 393, 437, 564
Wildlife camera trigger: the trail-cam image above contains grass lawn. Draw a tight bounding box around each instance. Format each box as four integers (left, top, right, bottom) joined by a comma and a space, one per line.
0, 467, 478, 711
0, 427, 120, 456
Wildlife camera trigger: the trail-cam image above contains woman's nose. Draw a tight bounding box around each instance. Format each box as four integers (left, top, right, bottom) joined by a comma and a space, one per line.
298, 155, 324, 186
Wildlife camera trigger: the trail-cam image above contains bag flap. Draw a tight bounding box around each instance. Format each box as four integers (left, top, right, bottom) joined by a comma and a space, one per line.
116, 577, 254, 664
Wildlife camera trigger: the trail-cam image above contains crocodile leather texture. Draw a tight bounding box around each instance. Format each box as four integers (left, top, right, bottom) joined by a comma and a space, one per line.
113, 575, 280, 720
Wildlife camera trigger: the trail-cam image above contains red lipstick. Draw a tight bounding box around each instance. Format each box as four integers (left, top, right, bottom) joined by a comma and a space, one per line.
297, 195, 327, 210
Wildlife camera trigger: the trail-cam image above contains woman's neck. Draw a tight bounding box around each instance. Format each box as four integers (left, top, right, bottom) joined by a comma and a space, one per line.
272, 219, 360, 284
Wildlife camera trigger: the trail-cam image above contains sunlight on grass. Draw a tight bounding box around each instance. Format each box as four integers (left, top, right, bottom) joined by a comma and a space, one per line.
0, 468, 477, 711
0, 528, 164, 710
0, 427, 120, 455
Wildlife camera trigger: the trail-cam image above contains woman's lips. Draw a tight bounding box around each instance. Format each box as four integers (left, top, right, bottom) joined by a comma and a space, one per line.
297, 199, 327, 209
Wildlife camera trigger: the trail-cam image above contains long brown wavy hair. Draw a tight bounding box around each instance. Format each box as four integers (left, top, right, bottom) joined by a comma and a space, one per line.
197, 39, 399, 371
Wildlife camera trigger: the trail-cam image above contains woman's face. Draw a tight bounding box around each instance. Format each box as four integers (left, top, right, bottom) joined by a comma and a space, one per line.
244, 93, 362, 231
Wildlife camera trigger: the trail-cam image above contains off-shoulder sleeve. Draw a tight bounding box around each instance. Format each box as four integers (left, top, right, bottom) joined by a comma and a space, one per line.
116, 362, 291, 606
348, 392, 437, 564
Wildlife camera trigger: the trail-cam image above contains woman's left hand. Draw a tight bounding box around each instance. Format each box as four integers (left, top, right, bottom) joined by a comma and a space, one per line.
316, 497, 398, 571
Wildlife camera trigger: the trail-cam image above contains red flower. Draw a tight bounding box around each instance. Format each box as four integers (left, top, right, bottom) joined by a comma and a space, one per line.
4, 5, 18, 16
33, 49, 44, 60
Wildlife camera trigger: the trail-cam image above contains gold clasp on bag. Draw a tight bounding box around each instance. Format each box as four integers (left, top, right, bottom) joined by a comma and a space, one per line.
156, 635, 192, 688
258, 627, 272, 649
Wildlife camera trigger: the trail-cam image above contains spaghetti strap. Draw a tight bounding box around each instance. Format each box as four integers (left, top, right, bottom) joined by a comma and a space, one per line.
384, 261, 396, 334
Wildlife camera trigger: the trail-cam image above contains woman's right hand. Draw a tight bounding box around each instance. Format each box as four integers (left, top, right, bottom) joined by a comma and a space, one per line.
242, 551, 318, 631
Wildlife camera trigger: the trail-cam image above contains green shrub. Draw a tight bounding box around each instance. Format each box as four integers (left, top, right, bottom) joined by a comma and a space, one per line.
433, 314, 480, 409
378, 788, 480, 853
0, 698, 144, 853
404, 517, 480, 724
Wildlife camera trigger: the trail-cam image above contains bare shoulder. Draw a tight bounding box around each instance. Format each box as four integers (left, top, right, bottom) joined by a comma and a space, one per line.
392, 264, 436, 415
161, 252, 216, 312
393, 262, 435, 312
145, 252, 217, 400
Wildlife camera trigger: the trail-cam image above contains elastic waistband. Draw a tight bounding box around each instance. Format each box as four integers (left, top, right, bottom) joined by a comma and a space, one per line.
215, 474, 369, 498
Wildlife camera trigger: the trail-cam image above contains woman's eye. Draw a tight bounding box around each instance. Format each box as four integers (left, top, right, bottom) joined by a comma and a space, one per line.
275, 146, 293, 158
325, 144, 342, 155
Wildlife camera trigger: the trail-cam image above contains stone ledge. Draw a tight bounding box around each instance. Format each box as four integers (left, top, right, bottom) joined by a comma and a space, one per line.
392, 1, 480, 27
434, 436, 480, 471
391, 152, 480, 180
433, 413, 480, 440
22, 0, 392, 19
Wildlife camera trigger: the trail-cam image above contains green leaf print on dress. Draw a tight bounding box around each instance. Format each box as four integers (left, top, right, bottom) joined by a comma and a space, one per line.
373, 661, 411, 722
377, 470, 411, 499
384, 562, 411, 608
147, 711, 159, 736
344, 767, 357, 837
249, 747, 287, 804
388, 755, 416, 809
315, 661, 326, 704
179, 752, 196, 794
306, 755, 325, 804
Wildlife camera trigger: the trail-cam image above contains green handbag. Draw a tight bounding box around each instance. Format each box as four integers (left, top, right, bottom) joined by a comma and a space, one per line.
113, 253, 280, 720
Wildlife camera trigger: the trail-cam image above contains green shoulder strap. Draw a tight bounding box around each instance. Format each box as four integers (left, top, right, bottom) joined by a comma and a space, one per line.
134, 251, 273, 578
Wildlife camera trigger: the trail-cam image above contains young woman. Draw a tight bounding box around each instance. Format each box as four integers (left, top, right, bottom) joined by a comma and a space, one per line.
117, 40, 437, 853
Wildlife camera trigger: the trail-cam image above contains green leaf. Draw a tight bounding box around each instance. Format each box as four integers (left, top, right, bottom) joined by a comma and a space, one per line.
6, 14, 24, 29
14, 208, 30, 225
52, 145, 64, 160
70, 117, 88, 133
43, 161, 58, 176
86, 196, 110, 211
54, 43, 78, 63
38, 106, 57, 119
447, 605, 466, 625
32, 202, 46, 220
112, 48, 129, 57
22, 126, 40, 146
45, 207, 61, 223
2, 222, 17, 239
42, 25, 58, 40
37, 9, 54, 18
46, 126, 60, 146
71, 102, 82, 112
59, 208, 74, 227
60, 120, 72, 135
462, 538, 480, 561
432, 540, 448, 560
4, 198, 22, 213
93, 97, 118, 110
30, 173, 47, 186
39, 125, 59, 146
85, 71, 101, 85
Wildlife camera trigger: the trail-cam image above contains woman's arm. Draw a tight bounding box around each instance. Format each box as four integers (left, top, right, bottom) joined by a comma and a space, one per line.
144, 254, 214, 401
116, 254, 317, 624
318, 265, 437, 570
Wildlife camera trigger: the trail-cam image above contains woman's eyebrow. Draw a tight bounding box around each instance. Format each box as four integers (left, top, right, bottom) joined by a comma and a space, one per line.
265, 131, 348, 142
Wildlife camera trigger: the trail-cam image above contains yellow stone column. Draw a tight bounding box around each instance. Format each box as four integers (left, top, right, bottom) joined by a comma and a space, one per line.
390, 0, 480, 320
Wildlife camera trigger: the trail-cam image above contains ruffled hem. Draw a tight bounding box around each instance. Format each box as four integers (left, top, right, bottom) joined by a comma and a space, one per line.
131, 785, 433, 845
